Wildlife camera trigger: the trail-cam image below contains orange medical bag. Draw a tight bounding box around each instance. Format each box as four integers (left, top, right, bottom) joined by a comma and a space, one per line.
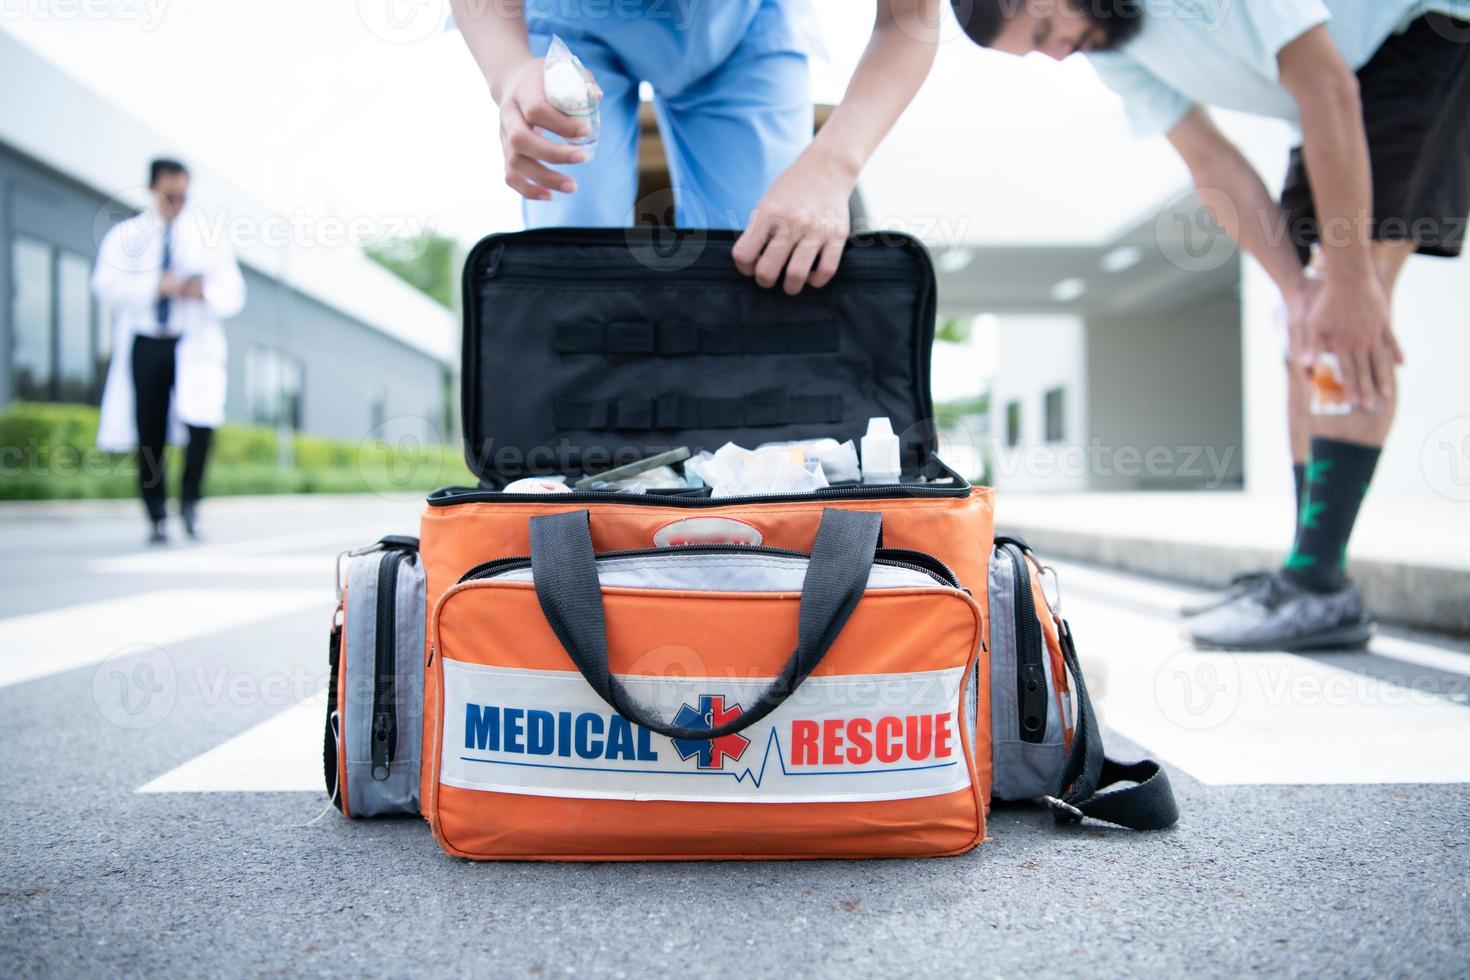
348, 228, 1174, 860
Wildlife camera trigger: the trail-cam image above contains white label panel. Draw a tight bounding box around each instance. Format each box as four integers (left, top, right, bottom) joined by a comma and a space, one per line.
439, 661, 973, 804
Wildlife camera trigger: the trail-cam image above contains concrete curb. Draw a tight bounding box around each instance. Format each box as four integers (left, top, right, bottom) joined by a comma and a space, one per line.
1001, 522, 1469, 637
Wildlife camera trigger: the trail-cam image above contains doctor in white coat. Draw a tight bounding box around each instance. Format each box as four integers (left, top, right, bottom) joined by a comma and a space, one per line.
94, 159, 245, 543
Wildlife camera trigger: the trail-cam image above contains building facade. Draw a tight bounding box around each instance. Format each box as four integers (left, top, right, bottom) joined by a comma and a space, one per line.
0, 32, 456, 446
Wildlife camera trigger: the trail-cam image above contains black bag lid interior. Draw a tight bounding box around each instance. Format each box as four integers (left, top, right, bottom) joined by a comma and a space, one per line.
460, 228, 939, 489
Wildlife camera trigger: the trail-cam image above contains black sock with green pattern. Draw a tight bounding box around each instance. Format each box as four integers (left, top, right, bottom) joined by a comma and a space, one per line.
1282, 438, 1380, 593
1292, 461, 1306, 519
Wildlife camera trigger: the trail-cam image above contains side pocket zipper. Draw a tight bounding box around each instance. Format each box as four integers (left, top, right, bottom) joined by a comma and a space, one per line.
997, 538, 1048, 743
371, 549, 408, 782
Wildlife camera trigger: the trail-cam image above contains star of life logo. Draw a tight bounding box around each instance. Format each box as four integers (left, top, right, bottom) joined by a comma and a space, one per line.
670, 694, 751, 770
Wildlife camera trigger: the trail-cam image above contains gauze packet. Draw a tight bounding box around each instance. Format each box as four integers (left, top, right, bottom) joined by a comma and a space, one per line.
543, 34, 600, 161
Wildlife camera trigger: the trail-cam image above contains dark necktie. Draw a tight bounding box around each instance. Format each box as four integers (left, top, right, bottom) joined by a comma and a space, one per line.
156, 223, 172, 335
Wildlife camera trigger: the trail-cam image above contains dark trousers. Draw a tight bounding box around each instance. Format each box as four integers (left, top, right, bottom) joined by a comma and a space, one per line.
132, 334, 213, 523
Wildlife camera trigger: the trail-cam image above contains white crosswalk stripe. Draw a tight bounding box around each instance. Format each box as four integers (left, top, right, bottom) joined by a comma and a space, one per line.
0, 588, 330, 689
139, 692, 327, 793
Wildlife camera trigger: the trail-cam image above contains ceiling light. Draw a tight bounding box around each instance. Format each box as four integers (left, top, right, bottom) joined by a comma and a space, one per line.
935, 247, 974, 274
1100, 245, 1144, 273
1049, 277, 1087, 302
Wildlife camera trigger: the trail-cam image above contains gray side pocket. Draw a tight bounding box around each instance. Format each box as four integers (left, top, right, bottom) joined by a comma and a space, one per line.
988, 547, 1066, 801
344, 549, 425, 817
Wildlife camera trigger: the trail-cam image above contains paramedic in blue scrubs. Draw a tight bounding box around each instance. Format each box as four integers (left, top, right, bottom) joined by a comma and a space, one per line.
449, 0, 939, 294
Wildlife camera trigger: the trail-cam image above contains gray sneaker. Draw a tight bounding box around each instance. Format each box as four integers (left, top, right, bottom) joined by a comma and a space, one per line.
1185, 573, 1374, 652
1180, 570, 1276, 618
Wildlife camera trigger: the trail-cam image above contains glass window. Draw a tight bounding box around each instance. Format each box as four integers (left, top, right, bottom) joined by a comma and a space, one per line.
10, 236, 54, 401
247, 345, 274, 425
245, 346, 262, 422
1005, 401, 1021, 448
57, 251, 95, 403
1044, 387, 1066, 444
246, 345, 305, 430
370, 386, 387, 432
281, 355, 304, 431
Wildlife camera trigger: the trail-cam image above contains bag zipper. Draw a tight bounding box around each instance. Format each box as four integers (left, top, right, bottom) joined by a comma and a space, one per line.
457, 543, 961, 590
428, 473, 971, 509
370, 548, 410, 781
997, 537, 1048, 743
484, 250, 914, 285
972, 638, 985, 759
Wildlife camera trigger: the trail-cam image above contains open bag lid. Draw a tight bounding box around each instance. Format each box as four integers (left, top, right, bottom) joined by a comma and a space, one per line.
459, 228, 940, 488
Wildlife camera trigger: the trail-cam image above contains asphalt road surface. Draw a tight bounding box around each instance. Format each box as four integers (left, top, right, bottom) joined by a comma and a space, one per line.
2, 494, 1467, 978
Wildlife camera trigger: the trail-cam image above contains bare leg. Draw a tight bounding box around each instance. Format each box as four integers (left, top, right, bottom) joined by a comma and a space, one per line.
1287, 363, 1310, 464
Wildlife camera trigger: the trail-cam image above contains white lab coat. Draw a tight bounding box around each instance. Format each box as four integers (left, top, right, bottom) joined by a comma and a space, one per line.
94, 206, 246, 451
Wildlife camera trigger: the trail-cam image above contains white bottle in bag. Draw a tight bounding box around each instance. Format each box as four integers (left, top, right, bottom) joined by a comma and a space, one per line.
543, 35, 599, 161
861, 417, 901, 485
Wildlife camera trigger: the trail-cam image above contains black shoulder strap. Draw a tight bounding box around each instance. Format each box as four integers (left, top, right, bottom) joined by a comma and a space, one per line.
323, 611, 344, 812
1049, 617, 1179, 831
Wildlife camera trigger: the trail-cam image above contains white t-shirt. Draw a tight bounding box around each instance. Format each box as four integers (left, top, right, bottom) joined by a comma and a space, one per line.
1087, 0, 1470, 136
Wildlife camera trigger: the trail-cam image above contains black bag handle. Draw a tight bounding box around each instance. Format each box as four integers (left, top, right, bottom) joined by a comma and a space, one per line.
1048, 617, 1180, 831
528, 507, 882, 741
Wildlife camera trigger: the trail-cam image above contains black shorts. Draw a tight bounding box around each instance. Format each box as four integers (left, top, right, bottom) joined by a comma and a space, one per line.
1280, 13, 1470, 264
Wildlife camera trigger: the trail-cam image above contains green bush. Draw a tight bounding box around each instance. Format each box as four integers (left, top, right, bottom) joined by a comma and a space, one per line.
0, 401, 473, 501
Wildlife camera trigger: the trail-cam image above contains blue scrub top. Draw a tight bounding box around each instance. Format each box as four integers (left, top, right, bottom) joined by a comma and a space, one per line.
519, 0, 821, 229
526, 0, 819, 92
